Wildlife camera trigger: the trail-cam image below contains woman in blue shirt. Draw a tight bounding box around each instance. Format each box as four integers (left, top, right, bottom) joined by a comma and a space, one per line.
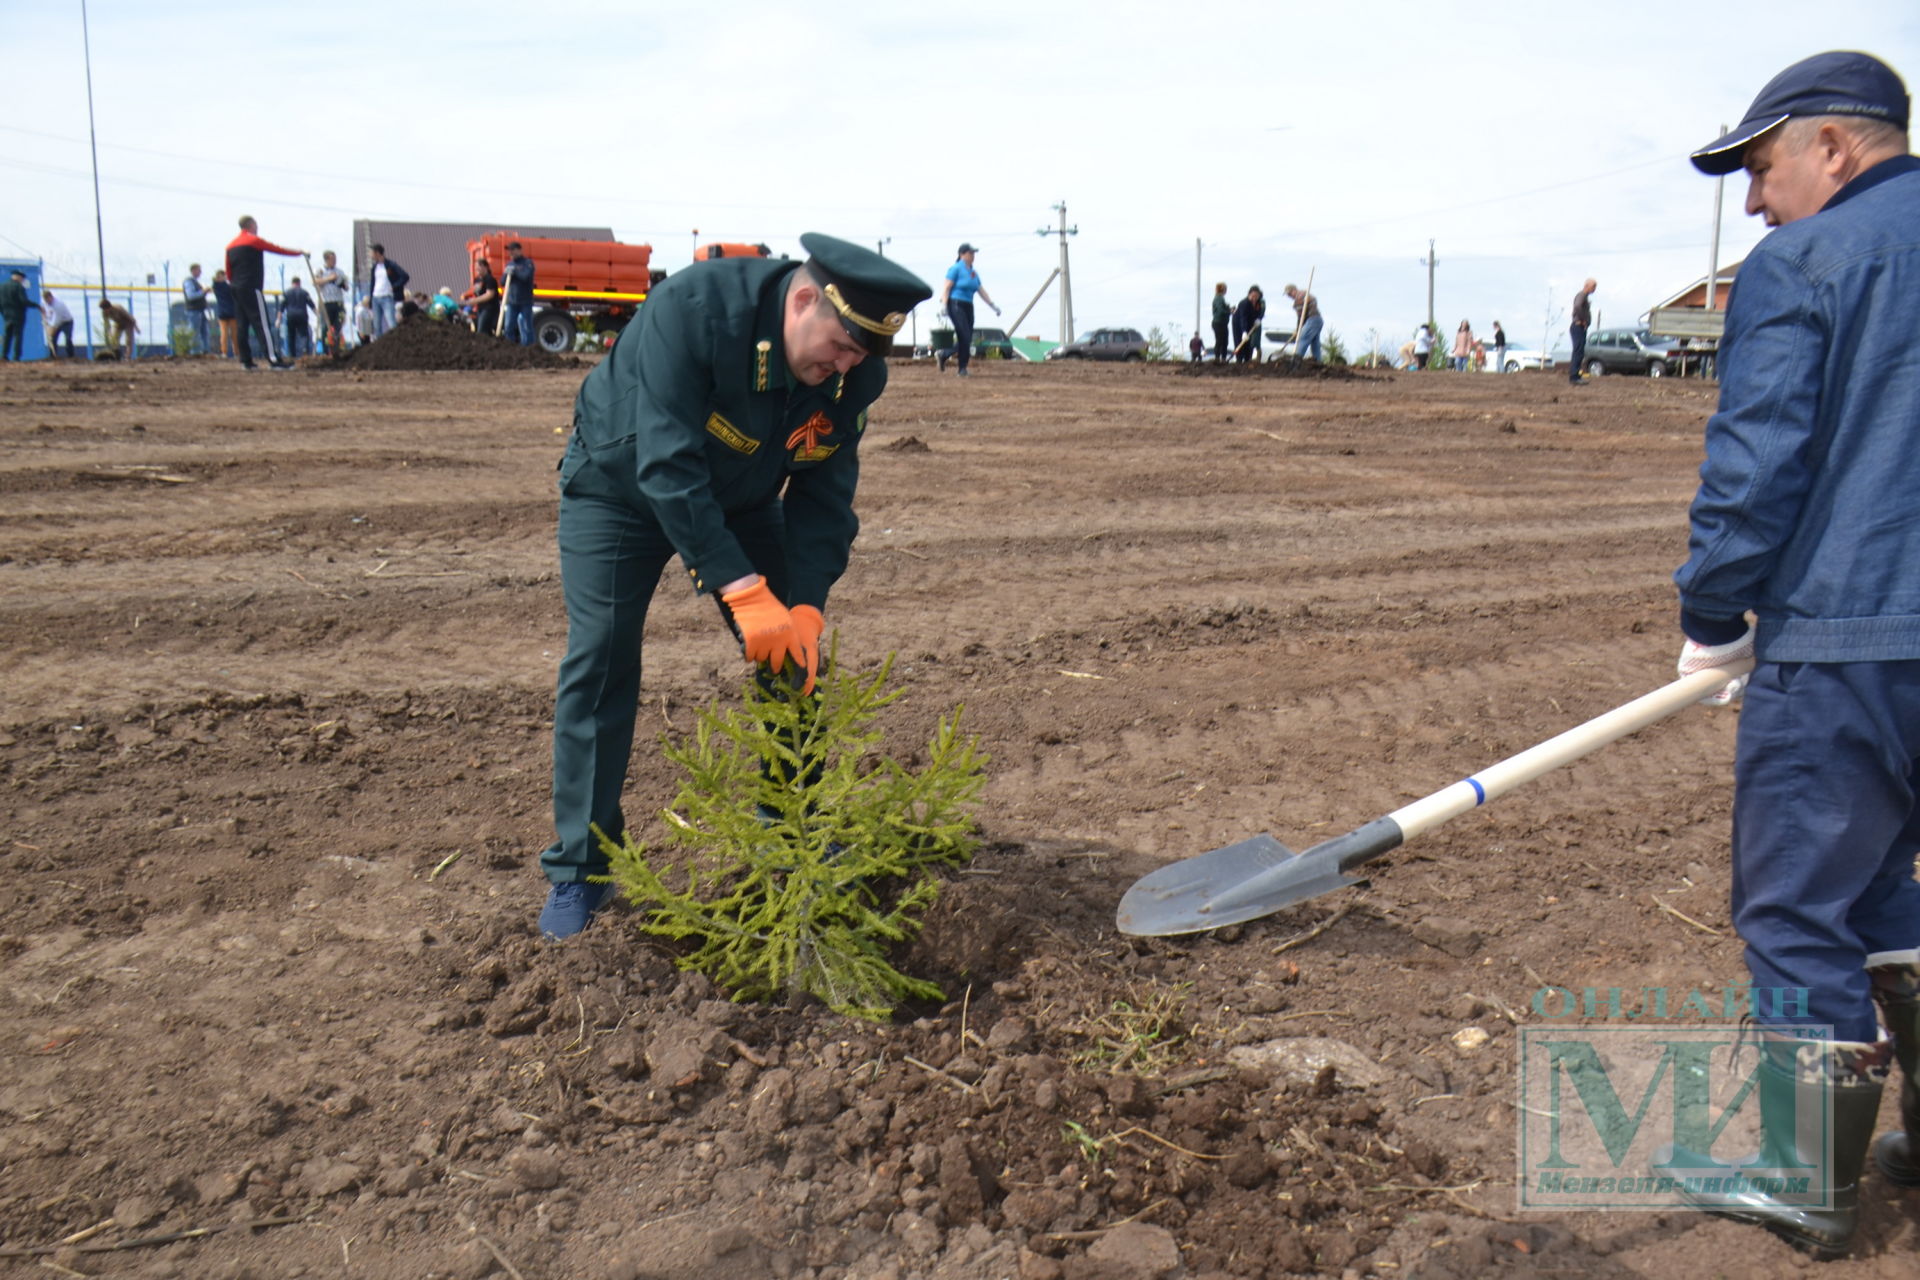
935, 243, 998, 377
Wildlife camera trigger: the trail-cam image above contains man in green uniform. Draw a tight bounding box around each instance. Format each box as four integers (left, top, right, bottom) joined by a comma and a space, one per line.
1, 269, 40, 362
538, 233, 932, 939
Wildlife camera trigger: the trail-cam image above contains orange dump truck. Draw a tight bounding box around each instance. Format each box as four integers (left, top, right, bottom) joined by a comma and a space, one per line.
467, 234, 773, 352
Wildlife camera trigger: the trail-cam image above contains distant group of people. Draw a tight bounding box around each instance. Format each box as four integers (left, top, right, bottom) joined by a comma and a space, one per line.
1199, 281, 1325, 364
84, 218, 541, 369
1399, 317, 1510, 372
1, 270, 124, 363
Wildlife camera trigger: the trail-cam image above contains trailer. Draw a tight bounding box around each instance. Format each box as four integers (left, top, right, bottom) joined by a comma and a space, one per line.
468, 235, 775, 353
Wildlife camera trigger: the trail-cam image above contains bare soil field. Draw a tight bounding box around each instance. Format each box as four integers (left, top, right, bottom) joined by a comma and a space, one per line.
2, 354, 1914, 1279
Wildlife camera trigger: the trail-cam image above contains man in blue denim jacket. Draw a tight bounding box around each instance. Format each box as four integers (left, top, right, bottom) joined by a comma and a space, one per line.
1671, 50, 1919, 1258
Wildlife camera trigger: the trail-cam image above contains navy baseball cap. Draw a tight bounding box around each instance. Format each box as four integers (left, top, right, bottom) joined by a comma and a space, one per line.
1691, 51, 1909, 175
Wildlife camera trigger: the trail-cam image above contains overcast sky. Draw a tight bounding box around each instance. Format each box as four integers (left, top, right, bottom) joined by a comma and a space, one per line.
5, 1, 1917, 354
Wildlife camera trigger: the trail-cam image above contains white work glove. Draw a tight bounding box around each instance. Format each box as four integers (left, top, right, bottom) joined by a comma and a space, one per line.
1677, 625, 1754, 707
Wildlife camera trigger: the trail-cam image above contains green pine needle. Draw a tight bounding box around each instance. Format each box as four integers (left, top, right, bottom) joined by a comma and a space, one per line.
598, 640, 987, 1021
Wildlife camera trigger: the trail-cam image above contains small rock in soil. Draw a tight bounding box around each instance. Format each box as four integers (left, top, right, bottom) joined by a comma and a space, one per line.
508, 1148, 563, 1190
645, 1023, 724, 1086
893, 1209, 943, 1257
987, 1015, 1033, 1052
600, 1028, 649, 1080
1450, 1026, 1492, 1053
1084, 1222, 1182, 1278
1225, 1036, 1389, 1088
746, 1067, 794, 1132
193, 1170, 244, 1205
1412, 916, 1485, 958
298, 1157, 363, 1197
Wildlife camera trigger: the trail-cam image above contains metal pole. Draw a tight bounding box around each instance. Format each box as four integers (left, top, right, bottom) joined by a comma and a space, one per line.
1705, 123, 1726, 314
1058, 204, 1069, 343
1005, 267, 1060, 338
81, 0, 109, 303
1036, 203, 1078, 344
1425, 238, 1436, 333
1061, 205, 1075, 343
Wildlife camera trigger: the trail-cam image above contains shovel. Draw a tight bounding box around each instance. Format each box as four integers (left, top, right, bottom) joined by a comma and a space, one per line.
1115, 660, 1752, 937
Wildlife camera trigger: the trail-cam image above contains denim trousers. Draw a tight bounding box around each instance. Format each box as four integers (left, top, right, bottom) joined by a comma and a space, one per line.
504, 304, 534, 346
1732, 659, 1920, 1040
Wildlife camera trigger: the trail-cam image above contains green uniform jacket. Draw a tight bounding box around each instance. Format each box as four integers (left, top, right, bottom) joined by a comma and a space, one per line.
567, 258, 884, 610
1211, 293, 1230, 324
0, 278, 34, 321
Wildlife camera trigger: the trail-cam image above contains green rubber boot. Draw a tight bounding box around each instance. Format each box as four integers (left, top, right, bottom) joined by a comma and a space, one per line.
1682, 1035, 1889, 1261
1869, 954, 1920, 1187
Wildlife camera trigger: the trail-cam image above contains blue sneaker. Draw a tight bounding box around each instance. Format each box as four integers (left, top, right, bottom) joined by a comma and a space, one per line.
538, 881, 609, 939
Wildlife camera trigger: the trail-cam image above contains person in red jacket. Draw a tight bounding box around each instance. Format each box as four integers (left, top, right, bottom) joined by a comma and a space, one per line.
224, 215, 304, 371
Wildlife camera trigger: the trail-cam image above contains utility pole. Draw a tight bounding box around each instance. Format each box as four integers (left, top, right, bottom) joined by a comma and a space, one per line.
1705, 123, 1726, 313
876, 237, 890, 258
1037, 202, 1078, 343
1420, 238, 1437, 332
81, 0, 109, 298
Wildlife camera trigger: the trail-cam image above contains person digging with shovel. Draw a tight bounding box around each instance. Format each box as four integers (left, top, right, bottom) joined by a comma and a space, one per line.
535, 234, 932, 940
1668, 49, 1920, 1259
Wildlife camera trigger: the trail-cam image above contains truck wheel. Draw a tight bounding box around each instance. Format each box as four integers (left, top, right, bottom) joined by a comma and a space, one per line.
534, 312, 576, 355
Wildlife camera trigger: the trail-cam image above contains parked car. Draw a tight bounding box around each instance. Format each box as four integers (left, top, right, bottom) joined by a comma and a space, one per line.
1259, 322, 1299, 362
1563, 327, 1687, 378
1045, 327, 1148, 361
920, 325, 1018, 362
1481, 344, 1549, 373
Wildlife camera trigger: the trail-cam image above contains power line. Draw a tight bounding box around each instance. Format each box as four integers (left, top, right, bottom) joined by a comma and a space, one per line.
0, 123, 1045, 220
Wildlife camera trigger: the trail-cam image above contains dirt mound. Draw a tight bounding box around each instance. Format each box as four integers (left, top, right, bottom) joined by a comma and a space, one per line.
881, 435, 932, 453
443, 841, 1450, 1279
1181, 360, 1367, 380
314, 316, 581, 373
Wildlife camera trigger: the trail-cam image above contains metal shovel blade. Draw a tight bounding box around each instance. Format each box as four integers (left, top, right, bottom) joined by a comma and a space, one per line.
1116, 834, 1362, 936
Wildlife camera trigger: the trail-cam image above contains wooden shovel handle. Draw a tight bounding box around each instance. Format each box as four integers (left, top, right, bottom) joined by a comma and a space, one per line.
1383, 661, 1754, 844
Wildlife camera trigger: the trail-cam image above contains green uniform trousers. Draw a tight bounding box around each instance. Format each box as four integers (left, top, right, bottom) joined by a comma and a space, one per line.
541, 432, 791, 883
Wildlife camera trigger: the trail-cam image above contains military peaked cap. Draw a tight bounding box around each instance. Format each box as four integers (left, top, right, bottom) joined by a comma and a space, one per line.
799, 232, 933, 357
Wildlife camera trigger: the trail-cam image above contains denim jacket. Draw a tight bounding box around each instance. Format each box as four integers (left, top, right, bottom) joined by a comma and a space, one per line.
1675, 155, 1920, 663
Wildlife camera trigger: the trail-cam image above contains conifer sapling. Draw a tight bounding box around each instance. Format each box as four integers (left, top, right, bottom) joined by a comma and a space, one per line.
598, 642, 986, 1021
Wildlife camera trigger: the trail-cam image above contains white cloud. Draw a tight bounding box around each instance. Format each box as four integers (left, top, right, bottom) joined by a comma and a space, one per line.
3, 0, 1914, 344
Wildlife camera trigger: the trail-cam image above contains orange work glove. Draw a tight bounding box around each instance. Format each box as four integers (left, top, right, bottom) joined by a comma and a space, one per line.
789, 605, 824, 696
720, 576, 808, 688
